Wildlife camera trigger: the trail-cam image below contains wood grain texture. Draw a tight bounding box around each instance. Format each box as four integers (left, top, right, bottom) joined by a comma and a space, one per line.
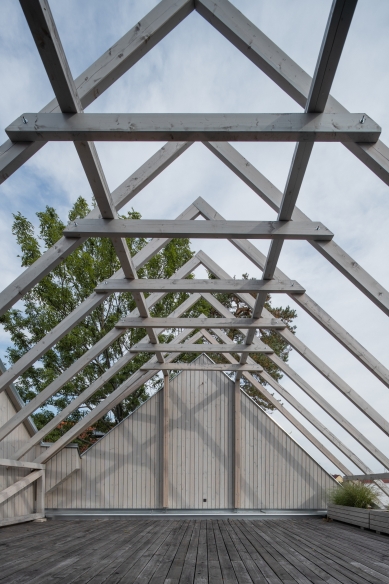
63, 218, 333, 240
6, 112, 380, 142
116, 316, 286, 329
44, 357, 336, 510
1, 517, 388, 582
95, 278, 305, 294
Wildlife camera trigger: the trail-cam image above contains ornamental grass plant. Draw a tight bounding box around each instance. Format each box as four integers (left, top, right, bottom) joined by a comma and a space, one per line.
329, 481, 379, 508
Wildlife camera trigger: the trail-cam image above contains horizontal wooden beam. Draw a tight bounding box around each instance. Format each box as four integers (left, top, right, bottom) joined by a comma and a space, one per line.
6, 113, 380, 143
0, 513, 45, 528
0, 470, 43, 505
0, 458, 45, 470
141, 363, 263, 371
130, 343, 273, 354
115, 316, 286, 329
343, 473, 389, 482
63, 219, 333, 241
95, 278, 305, 294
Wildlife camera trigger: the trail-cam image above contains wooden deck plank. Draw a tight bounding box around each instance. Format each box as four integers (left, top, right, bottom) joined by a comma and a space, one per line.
292, 518, 389, 558
271, 520, 389, 583
287, 519, 389, 566
206, 518, 223, 583
0, 521, 105, 581
194, 520, 208, 583
165, 521, 195, 583
179, 520, 201, 584
263, 520, 372, 584
217, 520, 253, 584
241, 520, 326, 584
0, 518, 388, 583
18, 520, 145, 584
107, 520, 179, 584
212, 519, 239, 583
277, 519, 389, 565
224, 521, 268, 584
84, 520, 172, 584
0, 522, 85, 561
234, 521, 294, 584
238, 521, 335, 584
147, 520, 190, 584
53, 520, 155, 584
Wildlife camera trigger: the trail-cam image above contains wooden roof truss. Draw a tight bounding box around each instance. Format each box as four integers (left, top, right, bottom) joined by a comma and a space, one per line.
1, 0, 389, 499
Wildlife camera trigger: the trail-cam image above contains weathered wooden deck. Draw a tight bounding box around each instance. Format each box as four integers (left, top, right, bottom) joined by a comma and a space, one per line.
0, 517, 388, 583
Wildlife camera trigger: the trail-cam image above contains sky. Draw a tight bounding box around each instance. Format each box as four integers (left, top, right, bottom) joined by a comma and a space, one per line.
1, 0, 389, 480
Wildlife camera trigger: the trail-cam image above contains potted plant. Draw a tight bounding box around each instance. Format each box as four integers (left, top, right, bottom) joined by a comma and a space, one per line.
327, 482, 379, 529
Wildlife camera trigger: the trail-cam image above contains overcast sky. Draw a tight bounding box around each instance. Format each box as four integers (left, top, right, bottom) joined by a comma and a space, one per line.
1, 0, 389, 479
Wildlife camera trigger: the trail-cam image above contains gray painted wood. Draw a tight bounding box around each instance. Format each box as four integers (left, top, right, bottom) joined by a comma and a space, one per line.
64, 219, 333, 240
343, 473, 389, 481
327, 504, 370, 528
0, 390, 36, 523
370, 511, 389, 534
2, 518, 389, 582
203, 141, 389, 317
116, 316, 286, 329
141, 364, 263, 372
132, 343, 272, 354
0, 458, 45, 470
0, 0, 194, 185
6, 112, 380, 142
95, 278, 305, 294
197, 0, 389, 187
0, 204, 200, 395
44, 356, 335, 510
260, 0, 357, 282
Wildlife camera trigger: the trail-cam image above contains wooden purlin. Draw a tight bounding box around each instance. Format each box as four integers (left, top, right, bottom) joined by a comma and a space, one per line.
0, 0, 386, 491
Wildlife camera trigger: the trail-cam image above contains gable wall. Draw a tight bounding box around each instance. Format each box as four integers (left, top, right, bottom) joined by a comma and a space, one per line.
45, 357, 335, 510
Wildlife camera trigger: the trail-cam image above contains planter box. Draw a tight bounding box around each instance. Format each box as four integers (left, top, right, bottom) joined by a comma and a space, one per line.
327, 504, 370, 528
370, 510, 389, 534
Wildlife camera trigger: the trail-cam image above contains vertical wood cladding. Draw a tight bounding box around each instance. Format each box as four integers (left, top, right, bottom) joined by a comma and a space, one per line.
45, 355, 335, 509
0, 391, 35, 521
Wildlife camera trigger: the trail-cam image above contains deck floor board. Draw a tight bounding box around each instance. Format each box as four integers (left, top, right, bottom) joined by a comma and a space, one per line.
0, 518, 388, 583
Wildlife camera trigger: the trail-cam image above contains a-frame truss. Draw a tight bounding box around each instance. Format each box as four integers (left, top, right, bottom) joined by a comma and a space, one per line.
1, 0, 389, 508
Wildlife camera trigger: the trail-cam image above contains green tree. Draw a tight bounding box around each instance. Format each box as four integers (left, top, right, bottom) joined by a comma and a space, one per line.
1, 198, 297, 447
0, 197, 194, 447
